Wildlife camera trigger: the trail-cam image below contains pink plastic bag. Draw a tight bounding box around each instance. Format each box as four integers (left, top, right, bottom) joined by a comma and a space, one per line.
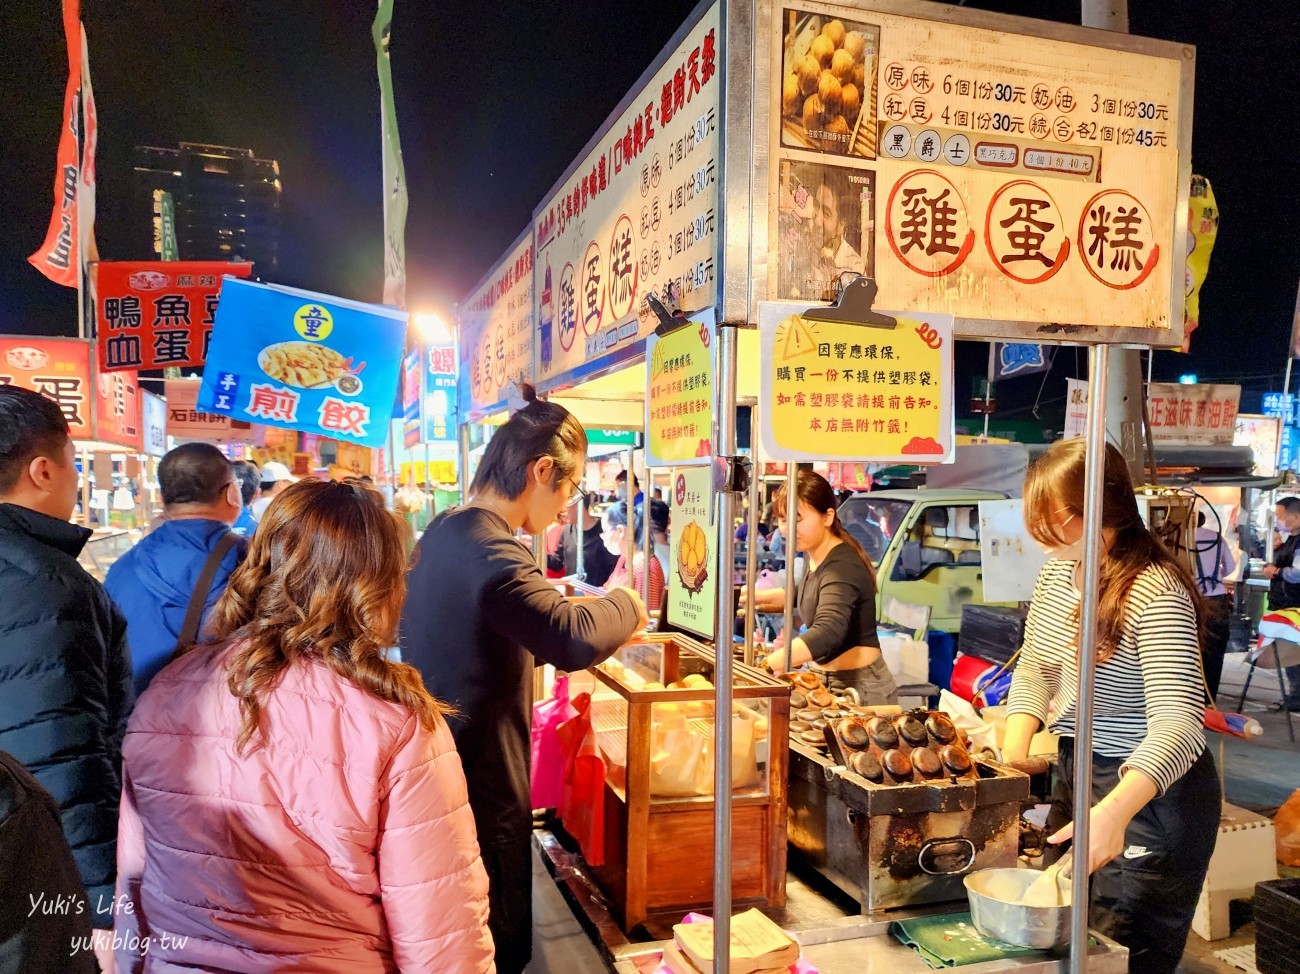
555, 691, 607, 867
530, 674, 576, 809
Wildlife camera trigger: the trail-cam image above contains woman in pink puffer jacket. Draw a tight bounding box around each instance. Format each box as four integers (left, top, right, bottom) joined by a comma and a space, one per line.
113, 479, 494, 973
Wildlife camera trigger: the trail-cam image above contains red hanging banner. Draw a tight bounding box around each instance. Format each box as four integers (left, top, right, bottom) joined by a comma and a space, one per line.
93, 261, 254, 371
28, 0, 84, 288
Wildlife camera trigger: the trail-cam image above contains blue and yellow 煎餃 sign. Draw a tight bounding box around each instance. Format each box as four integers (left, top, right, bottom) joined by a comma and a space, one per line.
199, 278, 406, 448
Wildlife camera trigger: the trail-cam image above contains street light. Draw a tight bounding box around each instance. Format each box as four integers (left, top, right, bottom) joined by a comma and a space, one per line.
412, 311, 453, 346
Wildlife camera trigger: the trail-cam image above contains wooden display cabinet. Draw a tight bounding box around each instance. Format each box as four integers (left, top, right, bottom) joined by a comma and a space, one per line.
586, 634, 791, 932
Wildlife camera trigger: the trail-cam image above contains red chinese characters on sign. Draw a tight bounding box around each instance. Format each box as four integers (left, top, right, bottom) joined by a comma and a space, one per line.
885, 170, 975, 278
94, 261, 253, 371
0, 337, 93, 439
96, 369, 142, 450
246, 383, 300, 424
557, 263, 578, 352
984, 180, 1070, 284
318, 397, 371, 439
580, 242, 606, 335
1078, 189, 1159, 290
608, 215, 638, 321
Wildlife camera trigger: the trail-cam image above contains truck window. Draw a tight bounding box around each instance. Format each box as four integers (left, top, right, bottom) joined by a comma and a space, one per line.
838, 497, 912, 565
892, 505, 982, 581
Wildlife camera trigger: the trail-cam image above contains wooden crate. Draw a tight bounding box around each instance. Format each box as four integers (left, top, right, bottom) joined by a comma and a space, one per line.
587, 634, 791, 931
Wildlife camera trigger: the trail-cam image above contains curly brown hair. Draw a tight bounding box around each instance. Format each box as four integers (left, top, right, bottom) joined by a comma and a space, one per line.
202, 477, 445, 752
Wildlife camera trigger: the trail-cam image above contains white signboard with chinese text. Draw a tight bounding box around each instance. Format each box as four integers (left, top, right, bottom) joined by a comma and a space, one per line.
534, 3, 721, 387
142, 390, 167, 457
1234, 413, 1280, 478
1146, 382, 1239, 446
767, 3, 1191, 346
1064, 377, 1089, 438
459, 230, 534, 418
165, 379, 258, 444
978, 498, 1047, 602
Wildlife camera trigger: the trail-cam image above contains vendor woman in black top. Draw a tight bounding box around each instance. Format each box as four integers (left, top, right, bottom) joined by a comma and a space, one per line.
744, 470, 898, 706
400, 385, 648, 974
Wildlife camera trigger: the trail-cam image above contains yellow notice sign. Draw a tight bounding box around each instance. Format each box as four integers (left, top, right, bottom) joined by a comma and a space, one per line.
758, 301, 954, 463
646, 311, 715, 467
668, 466, 717, 640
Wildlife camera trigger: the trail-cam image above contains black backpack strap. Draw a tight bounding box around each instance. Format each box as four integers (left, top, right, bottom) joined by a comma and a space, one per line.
177, 532, 241, 649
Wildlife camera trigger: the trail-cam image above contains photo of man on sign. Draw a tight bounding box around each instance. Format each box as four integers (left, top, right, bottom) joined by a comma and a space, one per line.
776, 160, 875, 302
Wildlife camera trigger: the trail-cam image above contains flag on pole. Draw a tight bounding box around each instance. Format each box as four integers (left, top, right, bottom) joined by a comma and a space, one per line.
78, 20, 99, 266
373, 0, 408, 309
29, 0, 86, 288
1290, 277, 1300, 360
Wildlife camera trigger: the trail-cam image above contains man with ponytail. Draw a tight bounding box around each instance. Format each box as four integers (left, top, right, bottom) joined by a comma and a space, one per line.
742, 469, 898, 706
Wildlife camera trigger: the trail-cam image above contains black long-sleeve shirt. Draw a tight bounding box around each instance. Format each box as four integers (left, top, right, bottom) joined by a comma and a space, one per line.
797, 542, 880, 664
400, 507, 639, 843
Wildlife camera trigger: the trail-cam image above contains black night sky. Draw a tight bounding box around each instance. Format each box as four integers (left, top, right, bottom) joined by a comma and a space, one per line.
2, 1, 1297, 424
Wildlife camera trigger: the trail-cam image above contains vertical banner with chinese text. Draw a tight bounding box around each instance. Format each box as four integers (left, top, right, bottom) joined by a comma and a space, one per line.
401, 348, 421, 447
534, 3, 721, 387
758, 301, 954, 463
199, 279, 406, 448
1064, 377, 1089, 438
425, 344, 458, 442
373, 0, 407, 308
29, 0, 83, 288
668, 466, 718, 639
645, 309, 715, 466
94, 261, 254, 371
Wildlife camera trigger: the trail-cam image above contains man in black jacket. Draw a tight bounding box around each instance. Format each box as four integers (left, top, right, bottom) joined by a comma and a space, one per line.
0, 386, 133, 969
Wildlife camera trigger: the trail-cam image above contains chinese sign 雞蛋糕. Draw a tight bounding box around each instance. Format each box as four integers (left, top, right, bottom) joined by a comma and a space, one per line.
94, 261, 254, 371
534, 2, 721, 385
758, 302, 954, 464
645, 310, 715, 467
770, 5, 1188, 337
668, 466, 718, 640
460, 231, 534, 417
198, 279, 406, 448
1145, 382, 1239, 447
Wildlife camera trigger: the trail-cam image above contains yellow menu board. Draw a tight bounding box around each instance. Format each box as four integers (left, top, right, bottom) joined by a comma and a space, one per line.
646, 311, 715, 467
668, 466, 718, 640
758, 301, 953, 463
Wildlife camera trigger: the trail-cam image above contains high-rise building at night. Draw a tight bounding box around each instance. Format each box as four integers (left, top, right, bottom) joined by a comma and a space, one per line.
132, 143, 281, 274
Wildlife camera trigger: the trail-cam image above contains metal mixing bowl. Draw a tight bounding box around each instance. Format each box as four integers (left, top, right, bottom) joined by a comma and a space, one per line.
964, 868, 1072, 949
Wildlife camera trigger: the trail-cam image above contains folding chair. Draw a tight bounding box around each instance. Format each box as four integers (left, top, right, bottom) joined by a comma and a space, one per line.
1236, 637, 1299, 743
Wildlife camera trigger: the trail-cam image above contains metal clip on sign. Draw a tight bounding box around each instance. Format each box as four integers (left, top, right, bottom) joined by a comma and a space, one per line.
645, 290, 690, 337
801, 276, 898, 330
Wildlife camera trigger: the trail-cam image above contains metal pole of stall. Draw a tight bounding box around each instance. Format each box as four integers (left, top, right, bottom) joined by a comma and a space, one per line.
782, 463, 799, 674
1069, 343, 1110, 974
625, 445, 637, 587
457, 422, 471, 506
744, 404, 761, 665
575, 489, 586, 581
983, 342, 995, 439
642, 456, 654, 609
712, 322, 740, 971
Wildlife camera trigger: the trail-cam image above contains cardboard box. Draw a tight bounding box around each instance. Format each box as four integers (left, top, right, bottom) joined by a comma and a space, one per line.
1192, 802, 1279, 941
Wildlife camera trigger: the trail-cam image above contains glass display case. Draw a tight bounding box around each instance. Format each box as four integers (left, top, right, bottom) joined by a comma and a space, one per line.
584, 633, 791, 931
77, 529, 134, 581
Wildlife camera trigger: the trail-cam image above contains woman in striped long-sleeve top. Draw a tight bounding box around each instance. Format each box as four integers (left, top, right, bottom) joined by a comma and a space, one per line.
1003, 440, 1219, 974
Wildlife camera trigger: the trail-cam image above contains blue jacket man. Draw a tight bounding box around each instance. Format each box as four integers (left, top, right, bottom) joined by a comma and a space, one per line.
106, 443, 247, 696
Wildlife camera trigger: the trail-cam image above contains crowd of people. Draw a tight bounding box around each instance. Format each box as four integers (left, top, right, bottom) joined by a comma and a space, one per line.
0, 382, 649, 973
0, 378, 1248, 974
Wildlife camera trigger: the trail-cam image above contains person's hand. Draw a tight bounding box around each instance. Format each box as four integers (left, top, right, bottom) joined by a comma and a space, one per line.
612, 587, 650, 632
92, 929, 116, 973
764, 651, 789, 675
1047, 803, 1128, 875
1263, 564, 1279, 579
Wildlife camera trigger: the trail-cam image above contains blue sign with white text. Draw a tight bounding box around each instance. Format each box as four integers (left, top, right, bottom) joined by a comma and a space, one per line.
199, 278, 407, 447
425, 344, 458, 442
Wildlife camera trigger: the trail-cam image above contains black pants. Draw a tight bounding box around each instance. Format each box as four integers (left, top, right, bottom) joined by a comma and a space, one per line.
1045, 740, 1220, 974
481, 832, 533, 974
1203, 594, 1231, 702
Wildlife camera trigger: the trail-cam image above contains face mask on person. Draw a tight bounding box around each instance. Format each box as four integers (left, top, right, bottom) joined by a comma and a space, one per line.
1041, 537, 1087, 561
